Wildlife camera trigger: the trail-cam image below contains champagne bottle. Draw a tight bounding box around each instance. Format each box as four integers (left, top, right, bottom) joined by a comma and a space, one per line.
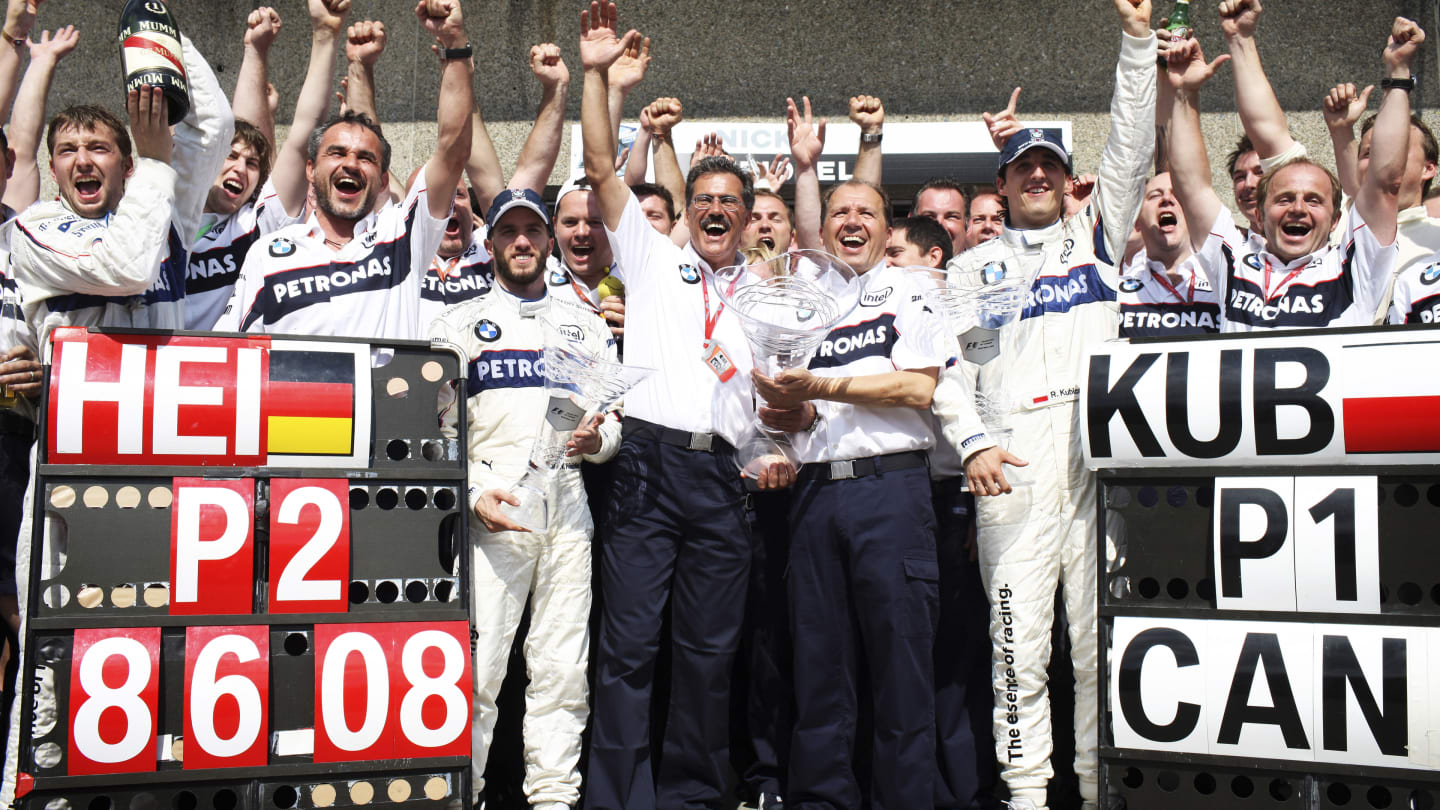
118, 0, 189, 126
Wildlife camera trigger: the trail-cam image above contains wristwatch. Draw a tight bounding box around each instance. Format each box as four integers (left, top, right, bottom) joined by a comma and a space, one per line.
1381, 76, 1416, 92
859, 131, 883, 145
439, 43, 473, 62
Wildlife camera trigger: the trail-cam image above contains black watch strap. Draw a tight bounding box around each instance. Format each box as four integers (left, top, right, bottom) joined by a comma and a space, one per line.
1381, 76, 1416, 92
440, 43, 473, 61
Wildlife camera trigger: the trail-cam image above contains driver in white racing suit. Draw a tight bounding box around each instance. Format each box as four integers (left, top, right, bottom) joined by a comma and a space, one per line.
429, 189, 620, 809
936, 3, 1156, 807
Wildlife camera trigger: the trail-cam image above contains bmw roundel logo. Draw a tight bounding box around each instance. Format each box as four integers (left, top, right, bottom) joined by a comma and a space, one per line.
1243, 253, 1263, 271
475, 319, 502, 341
269, 237, 296, 258
548, 269, 568, 286
1119, 278, 1143, 293
1422, 263, 1440, 285
679, 264, 701, 284
981, 261, 1007, 285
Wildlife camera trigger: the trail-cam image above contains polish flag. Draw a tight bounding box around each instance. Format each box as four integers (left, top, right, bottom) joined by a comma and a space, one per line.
1341, 341, 1440, 453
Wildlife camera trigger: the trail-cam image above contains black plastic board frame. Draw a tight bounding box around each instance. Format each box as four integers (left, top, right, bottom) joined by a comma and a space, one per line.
1095, 470, 1440, 810
18, 332, 473, 807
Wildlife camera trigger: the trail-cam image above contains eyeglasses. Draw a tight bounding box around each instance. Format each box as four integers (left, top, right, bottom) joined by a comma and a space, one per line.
690, 194, 742, 212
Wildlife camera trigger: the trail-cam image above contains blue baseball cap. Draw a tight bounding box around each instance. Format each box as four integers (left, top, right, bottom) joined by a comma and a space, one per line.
997, 128, 1072, 174
485, 188, 551, 230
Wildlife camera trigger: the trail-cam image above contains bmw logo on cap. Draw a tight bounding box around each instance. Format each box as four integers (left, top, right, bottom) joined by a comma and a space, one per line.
475, 319, 502, 341
269, 237, 297, 258
1029, 128, 1044, 141
1422, 263, 1440, 285
1119, 278, 1143, 293
679, 264, 701, 284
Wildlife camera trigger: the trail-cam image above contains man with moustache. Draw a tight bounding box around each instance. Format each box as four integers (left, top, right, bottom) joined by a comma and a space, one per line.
1117, 172, 1219, 337
577, 4, 792, 808
215, 0, 473, 339
430, 188, 618, 810
944, 2, 1156, 806
752, 179, 949, 810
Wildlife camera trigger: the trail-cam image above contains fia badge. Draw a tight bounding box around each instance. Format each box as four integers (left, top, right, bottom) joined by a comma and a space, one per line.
700, 339, 737, 382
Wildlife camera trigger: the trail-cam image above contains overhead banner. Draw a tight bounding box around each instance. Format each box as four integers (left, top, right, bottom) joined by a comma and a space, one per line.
567, 120, 1074, 187
1082, 328, 1440, 469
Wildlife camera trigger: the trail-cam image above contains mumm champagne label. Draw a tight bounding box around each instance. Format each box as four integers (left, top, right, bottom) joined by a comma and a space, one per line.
118, 0, 189, 124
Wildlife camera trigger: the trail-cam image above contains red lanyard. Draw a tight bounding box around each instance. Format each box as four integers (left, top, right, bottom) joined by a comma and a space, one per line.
434, 255, 460, 282
700, 271, 725, 341
1149, 267, 1195, 305
569, 276, 602, 315
1261, 255, 1306, 302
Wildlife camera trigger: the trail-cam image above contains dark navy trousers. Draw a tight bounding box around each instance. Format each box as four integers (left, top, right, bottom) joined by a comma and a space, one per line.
932, 477, 1000, 810
786, 464, 939, 810
585, 425, 751, 810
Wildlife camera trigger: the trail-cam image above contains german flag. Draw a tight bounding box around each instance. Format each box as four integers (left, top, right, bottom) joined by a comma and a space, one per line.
267, 349, 357, 456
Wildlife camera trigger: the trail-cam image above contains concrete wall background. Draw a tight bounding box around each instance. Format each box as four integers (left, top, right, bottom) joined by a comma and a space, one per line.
27, 0, 1439, 207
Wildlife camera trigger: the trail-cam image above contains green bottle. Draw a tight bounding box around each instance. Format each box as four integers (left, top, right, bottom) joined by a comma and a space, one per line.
1166, 0, 1193, 40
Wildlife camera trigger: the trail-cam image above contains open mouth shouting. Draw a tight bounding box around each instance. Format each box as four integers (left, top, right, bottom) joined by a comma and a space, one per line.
332, 173, 365, 201
758, 235, 775, 250
700, 215, 731, 242
73, 175, 104, 206
444, 217, 462, 238
1156, 211, 1178, 233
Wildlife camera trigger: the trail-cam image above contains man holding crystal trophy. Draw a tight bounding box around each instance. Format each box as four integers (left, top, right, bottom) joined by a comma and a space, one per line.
430, 188, 639, 810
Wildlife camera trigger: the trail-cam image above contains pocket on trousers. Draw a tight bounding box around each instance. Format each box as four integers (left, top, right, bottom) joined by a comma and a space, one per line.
902, 556, 940, 638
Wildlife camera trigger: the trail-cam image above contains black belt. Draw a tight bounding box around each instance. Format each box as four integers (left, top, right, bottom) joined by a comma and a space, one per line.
623, 416, 732, 454
0, 409, 33, 439
803, 450, 928, 482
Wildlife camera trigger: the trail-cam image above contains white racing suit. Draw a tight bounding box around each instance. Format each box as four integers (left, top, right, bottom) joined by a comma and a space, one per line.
939, 31, 1155, 808
429, 286, 620, 809
1, 33, 232, 808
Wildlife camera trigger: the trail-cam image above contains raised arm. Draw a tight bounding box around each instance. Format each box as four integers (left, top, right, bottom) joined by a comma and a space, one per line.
172, 34, 236, 240
4, 24, 74, 212
232, 7, 281, 144
341, 21, 384, 126
606, 32, 649, 139
1322, 82, 1372, 199
644, 97, 685, 205
0, 0, 38, 126
849, 95, 883, 186
507, 43, 570, 198
271, 0, 350, 217
1219, 0, 1295, 162
624, 118, 650, 185
418, 0, 473, 220
786, 95, 825, 251
1165, 37, 1231, 252
579, 0, 639, 230
1355, 17, 1423, 246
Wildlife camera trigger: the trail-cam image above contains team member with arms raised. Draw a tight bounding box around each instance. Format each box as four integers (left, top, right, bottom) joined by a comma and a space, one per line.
576, 4, 790, 808
1165, 20, 1413, 332
216, 0, 472, 339
1117, 172, 1219, 337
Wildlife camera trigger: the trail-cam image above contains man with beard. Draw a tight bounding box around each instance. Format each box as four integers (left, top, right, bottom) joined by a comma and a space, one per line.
546, 178, 625, 337
1165, 21, 1411, 332
752, 180, 948, 810
430, 188, 618, 810
944, 3, 1156, 807
577, 4, 792, 808
966, 188, 1005, 247
216, 0, 472, 339
186, 2, 334, 330
1117, 172, 1219, 337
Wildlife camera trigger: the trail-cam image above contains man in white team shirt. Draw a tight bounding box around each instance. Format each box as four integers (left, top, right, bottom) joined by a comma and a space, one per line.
216, 0, 473, 340
576, 4, 791, 808
546, 178, 625, 337
753, 181, 947, 809
1117, 172, 1220, 338
1165, 23, 1413, 331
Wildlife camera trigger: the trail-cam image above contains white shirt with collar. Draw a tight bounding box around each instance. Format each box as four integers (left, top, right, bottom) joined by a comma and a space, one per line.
215, 168, 448, 339
1194, 206, 1397, 332
186, 178, 303, 330
1373, 205, 1440, 323
603, 190, 753, 446
789, 261, 948, 464
419, 233, 493, 329
1116, 252, 1220, 338
543, 253, 624, 316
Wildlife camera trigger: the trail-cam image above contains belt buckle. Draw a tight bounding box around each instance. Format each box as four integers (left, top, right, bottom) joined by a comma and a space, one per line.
687, 432, 713, 452
829, 460, 856, 480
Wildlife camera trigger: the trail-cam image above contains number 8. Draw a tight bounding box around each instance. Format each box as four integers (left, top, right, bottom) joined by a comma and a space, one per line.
399, 630, 467, 748
73, 638, 153, 765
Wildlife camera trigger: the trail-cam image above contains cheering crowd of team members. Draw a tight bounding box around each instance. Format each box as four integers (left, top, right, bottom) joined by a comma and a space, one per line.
0, 0, 1428, 807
